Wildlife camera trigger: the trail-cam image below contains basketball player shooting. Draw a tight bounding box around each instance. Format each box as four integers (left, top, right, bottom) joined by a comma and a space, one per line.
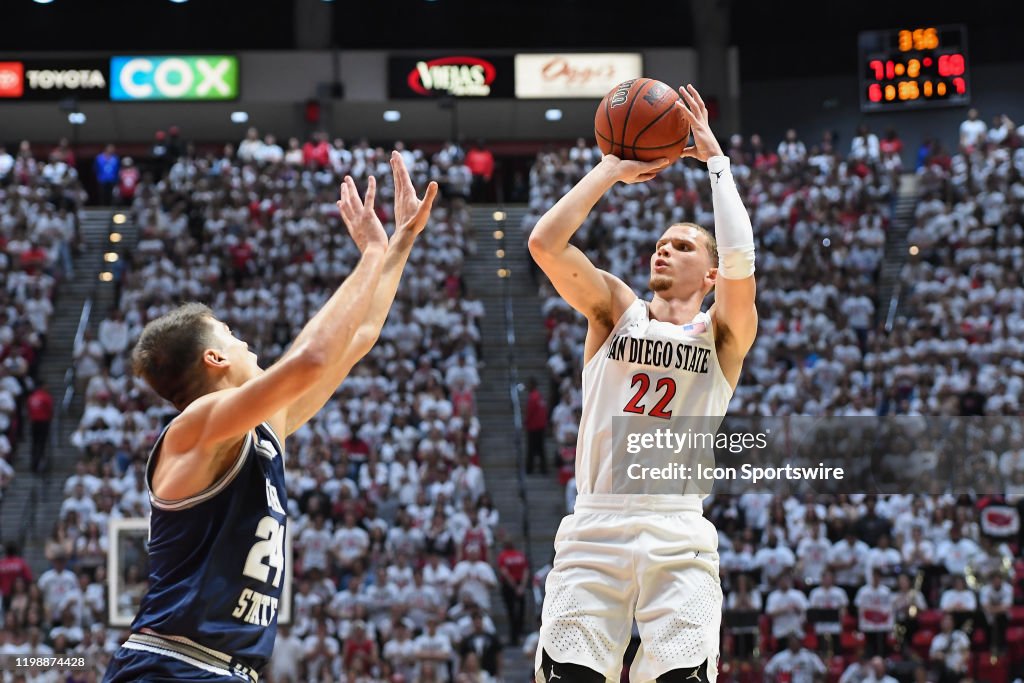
102, 154, 436, 683
528, 84, 757, 683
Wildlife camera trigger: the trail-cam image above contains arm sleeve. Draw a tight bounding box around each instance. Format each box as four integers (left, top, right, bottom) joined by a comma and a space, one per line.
708, 155, 756, 279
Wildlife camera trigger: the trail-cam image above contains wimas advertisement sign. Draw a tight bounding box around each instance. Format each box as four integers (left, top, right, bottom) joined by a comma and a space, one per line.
388, 55, 514, 99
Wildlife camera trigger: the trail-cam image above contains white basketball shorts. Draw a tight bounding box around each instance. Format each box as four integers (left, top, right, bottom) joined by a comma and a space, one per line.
536, 494, 722, 683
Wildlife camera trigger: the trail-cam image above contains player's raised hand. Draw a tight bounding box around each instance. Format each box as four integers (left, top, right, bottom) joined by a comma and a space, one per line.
676, 84, 725, 162
390, 151, 439, 238
598, 154, 672, 184
336, 175, 388, 254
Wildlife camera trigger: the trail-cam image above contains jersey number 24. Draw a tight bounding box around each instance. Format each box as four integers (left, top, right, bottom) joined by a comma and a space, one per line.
242, 516, 286, 588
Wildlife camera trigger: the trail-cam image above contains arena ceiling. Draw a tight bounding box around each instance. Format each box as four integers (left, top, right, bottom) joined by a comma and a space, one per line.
5, 0, 1023, 80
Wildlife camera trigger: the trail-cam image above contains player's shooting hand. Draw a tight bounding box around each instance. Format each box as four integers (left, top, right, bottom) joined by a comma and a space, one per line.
337, 175, 388, 254
598, 154, 672, 184
677, 84, 724, 162
390, 151, 439, 239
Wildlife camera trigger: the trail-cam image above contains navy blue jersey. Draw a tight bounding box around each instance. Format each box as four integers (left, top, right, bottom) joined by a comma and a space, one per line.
131, 421, 289, 670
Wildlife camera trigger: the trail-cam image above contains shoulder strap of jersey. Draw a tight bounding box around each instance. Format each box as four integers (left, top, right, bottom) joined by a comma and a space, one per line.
145, 417, 255, 511
616, 297, 645, 332
144, 419, 176, 496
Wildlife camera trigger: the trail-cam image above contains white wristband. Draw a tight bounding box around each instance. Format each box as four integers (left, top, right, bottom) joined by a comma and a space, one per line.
708, 155, 755, 280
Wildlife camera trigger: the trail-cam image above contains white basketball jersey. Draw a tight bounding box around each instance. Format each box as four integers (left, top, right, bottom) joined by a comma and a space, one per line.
576, 298, 733, 496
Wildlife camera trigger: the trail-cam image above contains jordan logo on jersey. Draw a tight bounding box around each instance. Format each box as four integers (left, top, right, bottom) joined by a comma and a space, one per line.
606, 334, 711, 373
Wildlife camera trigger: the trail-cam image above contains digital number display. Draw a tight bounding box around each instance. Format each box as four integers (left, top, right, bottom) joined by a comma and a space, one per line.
859, 25, 970, 112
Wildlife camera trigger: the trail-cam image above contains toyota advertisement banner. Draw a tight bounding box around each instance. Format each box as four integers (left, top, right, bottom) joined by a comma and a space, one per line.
514, 53, 643, 98
0, 59, 109, 101
110, 55, 239, 101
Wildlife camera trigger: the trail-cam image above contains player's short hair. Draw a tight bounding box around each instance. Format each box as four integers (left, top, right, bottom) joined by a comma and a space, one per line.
132, 302, 216, 409
669, 222, 719, 264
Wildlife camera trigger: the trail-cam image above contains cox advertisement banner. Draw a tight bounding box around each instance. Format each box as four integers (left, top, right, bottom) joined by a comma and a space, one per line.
0, 59, 109, 100
111, 56, 238, 101
515, 53, 643, 99
388, 55, 514, 99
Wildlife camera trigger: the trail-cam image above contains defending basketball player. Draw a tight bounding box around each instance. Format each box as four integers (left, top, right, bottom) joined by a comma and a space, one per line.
102, 153, 436, 682
528, 85, 757, 683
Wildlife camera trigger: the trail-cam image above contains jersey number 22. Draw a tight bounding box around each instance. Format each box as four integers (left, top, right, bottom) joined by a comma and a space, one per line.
623, 373, 676, 419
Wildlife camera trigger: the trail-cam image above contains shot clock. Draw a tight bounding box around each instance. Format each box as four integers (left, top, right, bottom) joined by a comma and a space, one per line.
859, 25, 970, 112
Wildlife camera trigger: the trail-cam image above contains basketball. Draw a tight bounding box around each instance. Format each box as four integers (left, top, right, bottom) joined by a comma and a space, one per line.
594, 77, 690, 161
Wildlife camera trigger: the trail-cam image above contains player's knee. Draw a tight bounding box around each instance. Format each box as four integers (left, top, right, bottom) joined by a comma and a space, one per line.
657, 658, 711, 683
538, 649, 605, 683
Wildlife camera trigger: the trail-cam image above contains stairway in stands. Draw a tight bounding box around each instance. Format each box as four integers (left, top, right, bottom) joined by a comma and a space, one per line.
877, 173, 921, 327
0, 208, 125, 573
462, 204, 563, 678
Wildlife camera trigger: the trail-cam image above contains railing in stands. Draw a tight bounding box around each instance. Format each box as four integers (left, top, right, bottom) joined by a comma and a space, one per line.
62, 298, 92, 415
14, 483, 38, 553
494, 207, 534, 576
12, 218, 96, 550
884, 282, 901, 333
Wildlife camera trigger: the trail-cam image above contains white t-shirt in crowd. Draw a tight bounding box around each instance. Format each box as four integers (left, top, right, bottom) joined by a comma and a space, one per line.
960, 119, 987, 147
766, 588, 808, 639
930, 630, 970, 673
855, 584, 894, 632
764, 648, 826, 683
808, 585, 848, 635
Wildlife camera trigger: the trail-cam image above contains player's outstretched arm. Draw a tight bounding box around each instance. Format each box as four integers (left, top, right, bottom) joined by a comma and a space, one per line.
283, 153, 438, 435
342, 152, 438, 360
678, 84, 758, 376
173, 177, 389, 452
528, 156, 668, 346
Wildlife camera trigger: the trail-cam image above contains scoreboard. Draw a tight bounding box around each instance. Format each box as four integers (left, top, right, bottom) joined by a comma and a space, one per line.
859, 25, 970, 112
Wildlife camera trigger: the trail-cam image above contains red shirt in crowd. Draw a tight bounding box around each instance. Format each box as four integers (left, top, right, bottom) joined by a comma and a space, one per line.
497, 547, 528, 585
451, 388, 475, 417
880, 138, 903, 156
342, 635, 375, 670
118, 166, 140, 201
465, 147, 494, 180
444, 273, 462, 299
525, 388, 547, 432
19, 246, 47, 275
342, 436, 371, 463
229, 241, 254, 270
303, 140, 331, 168
27, 387, 54, 423
754, 151, 779, 171
0, 555, 33, 596
461, 527, 489, 562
